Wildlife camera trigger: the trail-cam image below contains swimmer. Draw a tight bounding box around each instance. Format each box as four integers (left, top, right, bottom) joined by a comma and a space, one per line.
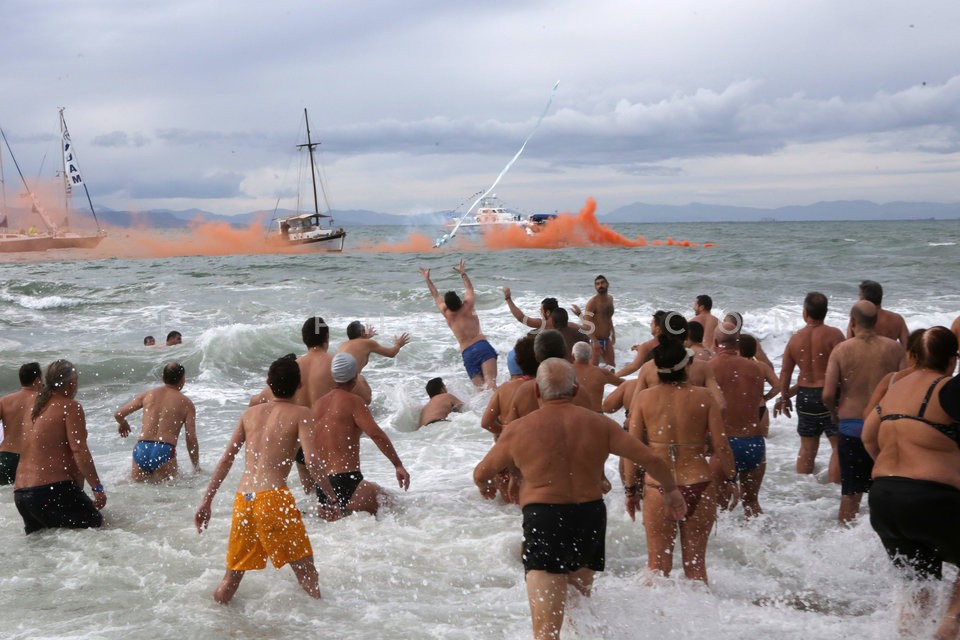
114, 362, 200, 482
418, 377, 464, 428
0, 362, 43, 485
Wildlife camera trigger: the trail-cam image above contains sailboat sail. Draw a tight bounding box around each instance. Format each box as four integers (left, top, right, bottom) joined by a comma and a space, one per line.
62, 124, 84, 193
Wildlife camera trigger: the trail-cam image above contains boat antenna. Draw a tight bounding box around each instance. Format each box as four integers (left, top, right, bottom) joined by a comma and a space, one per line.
434, 80, 559, 248
60, 108, 102, 232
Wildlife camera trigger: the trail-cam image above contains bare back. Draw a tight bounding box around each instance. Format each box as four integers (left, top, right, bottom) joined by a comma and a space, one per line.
443, 302, 485, 351
15, 396, 85, 489
295, 349, 335, 407
710, 352, 765, 437
419, 392, 462, 427
235, 401, 314, 493
571, 362, 621, 412
694, 312, 719, 349
783, 322, 845, 387
136, 386, 195, 444
0, 388, 37, 453
827, 334, 903, 419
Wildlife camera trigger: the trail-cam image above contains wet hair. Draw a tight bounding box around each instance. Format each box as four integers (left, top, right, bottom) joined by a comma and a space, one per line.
916, 326, 958, 372
541, 298, 559, 314
143, 335, 155, 346
652, 310, 668, 335
661, 311, 688, 341
346, 320, 364, 340
301, 316, 329, 348
166, 331, 182, 343
687, 320, 705, 344
32, 359, 77, 420
850, 303, 877, 330
859, 280, 883, 305
572, 341, 592, 362
267, 357, 301, 398
906, 328, 926, 364
514, 335, 539, 377
551, 308, 569, 329
425, 377, 445, 398
594, 275, 607, 284
696, 294, 713, 311
653, 335, 689, 383
739, 334, 758, 359
804, 292, 829, 321
444, 291, 463, 312
162, 361, 185, 385
19, 362, 41, 387
536, 358, 577, 399
533, 329, 566, 363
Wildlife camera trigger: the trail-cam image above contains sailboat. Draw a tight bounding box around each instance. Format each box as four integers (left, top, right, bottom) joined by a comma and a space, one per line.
0, 108, 106, 254
268, 108, 346, 251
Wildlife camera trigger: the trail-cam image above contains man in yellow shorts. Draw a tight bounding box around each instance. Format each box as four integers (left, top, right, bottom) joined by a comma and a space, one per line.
194, 356, 335, 604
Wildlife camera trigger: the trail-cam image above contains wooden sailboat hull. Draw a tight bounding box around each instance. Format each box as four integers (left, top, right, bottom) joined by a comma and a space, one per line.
49, 233, 105, 250
0, 235, 55, 253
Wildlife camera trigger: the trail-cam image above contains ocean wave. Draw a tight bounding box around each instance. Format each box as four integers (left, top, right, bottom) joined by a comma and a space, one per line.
0, 292, 86, 310
927, 241, 956, 246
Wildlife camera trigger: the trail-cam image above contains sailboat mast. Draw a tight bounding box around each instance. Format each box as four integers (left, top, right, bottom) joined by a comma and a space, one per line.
59, 108, 101, 231
302, 108, 320, 216
0, 127, 58, 232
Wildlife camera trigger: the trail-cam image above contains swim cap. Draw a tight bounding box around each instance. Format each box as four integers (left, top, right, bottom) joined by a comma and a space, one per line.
331, 353, 358, 383
507, 349, 522, 376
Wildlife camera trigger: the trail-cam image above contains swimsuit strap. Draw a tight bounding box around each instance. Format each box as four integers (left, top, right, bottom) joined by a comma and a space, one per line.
917, 376, 948, 418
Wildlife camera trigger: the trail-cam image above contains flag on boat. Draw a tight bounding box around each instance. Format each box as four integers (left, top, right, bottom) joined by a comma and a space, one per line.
62, 125, 83, 193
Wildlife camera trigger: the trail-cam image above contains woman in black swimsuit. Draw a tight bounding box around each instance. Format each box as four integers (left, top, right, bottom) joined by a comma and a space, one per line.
862, 326, 960, 640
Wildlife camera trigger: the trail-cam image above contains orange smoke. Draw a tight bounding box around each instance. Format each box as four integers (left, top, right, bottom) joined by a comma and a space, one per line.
361, 198, 711, 253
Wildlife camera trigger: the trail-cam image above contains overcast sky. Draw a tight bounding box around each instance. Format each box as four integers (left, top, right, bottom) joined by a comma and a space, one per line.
2, 1, 959, 218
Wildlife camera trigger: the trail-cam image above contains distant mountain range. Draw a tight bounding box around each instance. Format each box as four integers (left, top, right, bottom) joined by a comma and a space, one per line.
4, 200, 958, 230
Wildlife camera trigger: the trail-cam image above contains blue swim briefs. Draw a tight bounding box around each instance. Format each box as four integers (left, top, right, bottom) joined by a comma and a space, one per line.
461, 339, 497, 380
728, 436, 766, 474
838, 418, 864, 438
132, 440, 175, 473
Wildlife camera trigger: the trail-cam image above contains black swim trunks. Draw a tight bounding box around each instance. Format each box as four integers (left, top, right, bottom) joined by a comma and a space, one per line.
316, 471, 363, 512
521, 500, 606, 574
869, 476, 960, 580
0, 451, 20, 485
796, 387, 838, 438
13, 480, 103, 535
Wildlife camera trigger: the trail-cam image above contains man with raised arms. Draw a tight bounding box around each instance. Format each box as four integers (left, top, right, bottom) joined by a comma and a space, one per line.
14, 360, 106, 534
572, 275, 615, 367
195, 357, 330, 604
420, 259, 497, 389
115, 361, 200, 482
337, 320, 409, 401
845, 280, 909, 345
0, 362, 42, 485
775, 292, 846, 481
502, 289, 559, 332
824, 300, 904, 524
311, 353, 410, 517
570, 341, 623, 412
474, 358, 685, 640
691, 295, 719, 350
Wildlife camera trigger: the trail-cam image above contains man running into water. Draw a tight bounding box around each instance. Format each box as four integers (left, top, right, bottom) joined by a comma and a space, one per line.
337, 320, 410, 401
691, 295, 720, 350
195, 357, 329, 603
115, 362, 200, 482
572, 275, 615, 367
0, 362, 42, 485
775, 292, 845, 480
420, 259, 497, 389
845, 280, 910, 345
14, 360, 106, 534
311, 353, 411, 517
418, 377, 464, 428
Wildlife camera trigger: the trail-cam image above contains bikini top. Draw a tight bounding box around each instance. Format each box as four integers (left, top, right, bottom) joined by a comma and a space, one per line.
877, 375, 960, 447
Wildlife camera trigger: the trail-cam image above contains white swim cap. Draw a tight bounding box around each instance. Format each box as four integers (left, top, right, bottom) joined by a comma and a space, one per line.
331, 353, 358, 383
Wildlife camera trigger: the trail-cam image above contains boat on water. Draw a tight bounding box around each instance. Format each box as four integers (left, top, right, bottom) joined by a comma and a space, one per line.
0, 109, 106, 254
441, 194, 557, 238
268, 108, 346, 252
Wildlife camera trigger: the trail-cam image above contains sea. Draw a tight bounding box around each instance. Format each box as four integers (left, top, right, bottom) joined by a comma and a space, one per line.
0, 218, 958, 640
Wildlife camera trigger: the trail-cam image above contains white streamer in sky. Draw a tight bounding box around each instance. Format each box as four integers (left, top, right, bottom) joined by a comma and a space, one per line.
434, 81, 560, 248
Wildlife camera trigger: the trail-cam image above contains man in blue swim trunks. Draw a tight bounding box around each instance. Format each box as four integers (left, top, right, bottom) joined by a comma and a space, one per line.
419, 258, 498, 389
824, 301, 903, 524
710, 322, 768, 518
115, 362, 200, 482
572, 275, 616, 368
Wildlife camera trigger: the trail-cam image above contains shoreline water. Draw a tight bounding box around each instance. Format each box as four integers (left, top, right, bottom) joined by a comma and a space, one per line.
0, 220, 957, 639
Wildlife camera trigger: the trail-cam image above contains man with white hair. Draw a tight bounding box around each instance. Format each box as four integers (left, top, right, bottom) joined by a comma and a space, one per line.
570, 341, 623, 412
310, 353, 411, 518
474, 358, 685, 640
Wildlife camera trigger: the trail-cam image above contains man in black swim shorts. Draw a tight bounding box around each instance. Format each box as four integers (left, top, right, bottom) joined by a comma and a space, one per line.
474, 358, 685, 640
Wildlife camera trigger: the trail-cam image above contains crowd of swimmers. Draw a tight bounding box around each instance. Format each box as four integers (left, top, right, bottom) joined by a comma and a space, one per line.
2, 261, 960, 640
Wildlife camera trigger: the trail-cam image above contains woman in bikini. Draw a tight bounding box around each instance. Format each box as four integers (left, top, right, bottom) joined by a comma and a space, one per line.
863, 326, 960, 640
626, 336, 737, 584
